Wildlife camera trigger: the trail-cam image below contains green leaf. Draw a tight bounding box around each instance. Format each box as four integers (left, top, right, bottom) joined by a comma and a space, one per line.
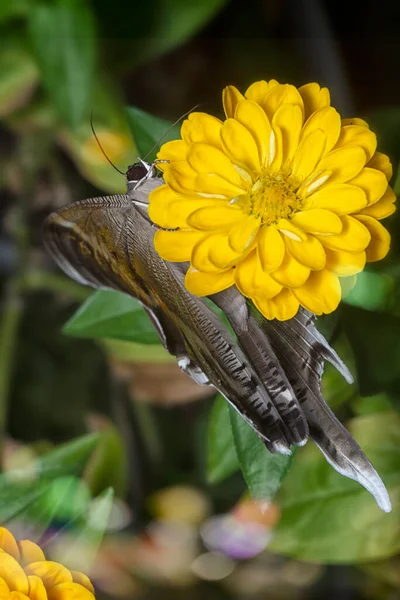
271, 412, 400, 563
29, 0, 96, 128
343, 270, 394, 312
63, 289, 161, 345
342, 305, 400, 396
55, 487, 114, 573
207, 394, 239, 484
0, 34, 39, 118
0, 433, 100, 523
84, 421, 128, 498
126, 105, 180, 163
229, 406, 295, 501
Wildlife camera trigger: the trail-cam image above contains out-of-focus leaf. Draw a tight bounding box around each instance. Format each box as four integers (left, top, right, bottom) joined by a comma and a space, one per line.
270, 412, 400, 563
126, 106, 180, 163
84, 418, 128, 498
0, 35, 38, 118
101, 339, 173, 363
0, 0, 34, 23
0, 434, 100, 523
97, 0, 228, 69
229, 406, 295, 501
63, 290, 161, 345
60, 79, 136, 193
352, 393, 394, 416
207, 394, 239, 484
367, 107, 400, 163
343, 271, 394, 312
342, 305, 400, 396
54, 487, 114, 573
29, 0, 96, 128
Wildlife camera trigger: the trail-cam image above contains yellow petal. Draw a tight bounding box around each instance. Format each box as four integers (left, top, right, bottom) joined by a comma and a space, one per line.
359, 187, 396, 219
262, 84, 304, 121
293, 270, 341, 315
27, 576, 48, 600
276, 218, 307, 241
268, 126, 283, 172
0, 578, 10, 594
325, 249, 366, 276
245, 80, 279, 105
0, 550, 29, 593
253, 289, 299, 321
47, 582, 94, 600
309, 183, 367, 215
149, 185, 214, 229
164, 161, 199, 196
0, 528, 20, 560
316, 215, 371, 252
182, 113, 223, 149
71, 572, 95, 594
347, 167, 388, 206
270, 251, 310, 288
316, 146, 367, 184
335, 125, 377, 161
272, 103, 303, 166
367, 151, 393, 181
18, 541, 46, 567
341, 117, 369, 128
185, 266, 234, 295
195, 173, 247, 198
222, 86, 245, 118
355, 215, 391, 262
291, 129, 326, 181
300, 106, 341, 154
298, 83, 330, 118
290, 209, 342, 234
221, 119, 261, 174
187, 205, 243, 230
234, 99, 271, 165
25, 562, 72, 588
154, 229, 205, 261
192, 233, 246, 272
235, 250, 282, 298
257, 225, 285, 272
157, 139, 188, 162
10, 592, 30, 600
228, 214, 261, 253
284, 234, 326, 270
187, 143, 246, 188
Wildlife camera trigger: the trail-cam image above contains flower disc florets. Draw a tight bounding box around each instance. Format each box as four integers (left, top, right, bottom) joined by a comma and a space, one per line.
149, 80, 396, 320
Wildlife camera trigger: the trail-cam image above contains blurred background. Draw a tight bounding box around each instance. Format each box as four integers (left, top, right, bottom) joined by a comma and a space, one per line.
0, 0, 400, 598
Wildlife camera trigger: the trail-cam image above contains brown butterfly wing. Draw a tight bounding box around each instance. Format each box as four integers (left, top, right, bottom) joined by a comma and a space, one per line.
43, 189, 303, 451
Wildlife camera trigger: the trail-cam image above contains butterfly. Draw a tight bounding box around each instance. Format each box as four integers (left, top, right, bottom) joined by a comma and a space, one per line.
43, 158, 391, 512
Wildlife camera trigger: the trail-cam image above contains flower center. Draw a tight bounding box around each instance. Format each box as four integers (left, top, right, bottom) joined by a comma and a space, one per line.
243, 172, 303, 224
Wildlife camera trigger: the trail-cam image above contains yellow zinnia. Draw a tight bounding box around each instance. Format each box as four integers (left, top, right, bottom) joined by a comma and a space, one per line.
149, 80, 396, 320
0, 527, 95, 599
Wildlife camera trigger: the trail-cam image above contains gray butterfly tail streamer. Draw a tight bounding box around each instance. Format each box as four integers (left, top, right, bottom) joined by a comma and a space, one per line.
211, 289, 391, 513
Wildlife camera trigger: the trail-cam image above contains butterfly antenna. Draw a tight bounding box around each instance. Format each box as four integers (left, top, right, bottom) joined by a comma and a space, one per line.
142, 103, 204, 162
90, 110, 125, 175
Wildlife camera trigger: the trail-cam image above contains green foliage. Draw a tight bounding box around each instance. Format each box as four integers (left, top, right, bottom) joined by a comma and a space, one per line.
271, 412, 400, 563
207, 394, 294, 500
229, 405, 295, 501
207, 394, 239, 484
126, 106, 180, 163
342, 305, 400, 396
29, 0, 96, 129
0, 433, 100, 523
63, 289, 161, 345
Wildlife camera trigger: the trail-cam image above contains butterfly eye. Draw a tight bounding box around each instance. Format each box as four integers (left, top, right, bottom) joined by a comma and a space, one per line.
126, 162, 149, 182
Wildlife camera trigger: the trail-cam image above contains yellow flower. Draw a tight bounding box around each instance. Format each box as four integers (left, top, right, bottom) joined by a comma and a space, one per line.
149, 80, 396, 320
0, 527, 95, 600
